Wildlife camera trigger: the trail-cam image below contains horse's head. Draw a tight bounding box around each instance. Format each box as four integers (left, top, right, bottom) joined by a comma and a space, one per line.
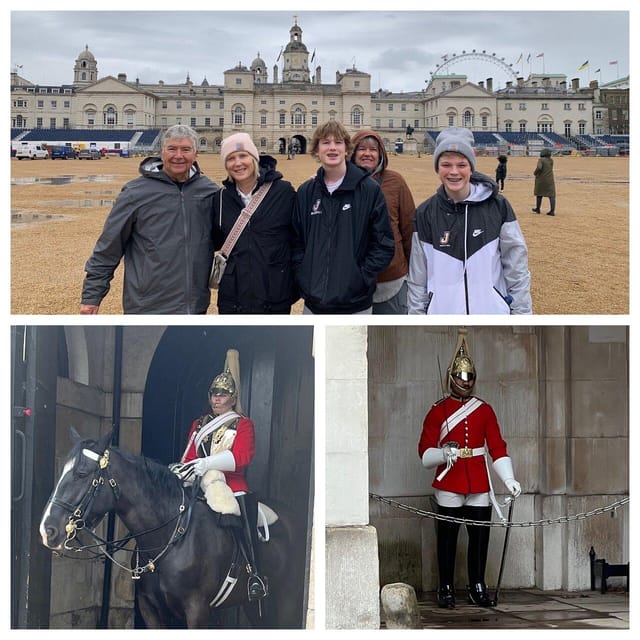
39, 429, 117, 551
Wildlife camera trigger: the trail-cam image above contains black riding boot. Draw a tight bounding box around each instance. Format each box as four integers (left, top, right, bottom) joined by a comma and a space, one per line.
237, 493, 268, 601
464, 505, 496, 607
436, 505, 463, 608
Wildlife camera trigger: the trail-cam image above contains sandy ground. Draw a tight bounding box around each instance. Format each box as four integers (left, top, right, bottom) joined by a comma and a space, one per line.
10, 151, 628, 315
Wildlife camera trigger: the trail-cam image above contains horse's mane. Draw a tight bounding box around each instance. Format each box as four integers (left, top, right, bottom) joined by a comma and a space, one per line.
115, 446, 184, 498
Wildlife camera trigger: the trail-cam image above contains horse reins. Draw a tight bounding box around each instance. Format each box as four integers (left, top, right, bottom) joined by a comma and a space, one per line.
55, 447, 191, 580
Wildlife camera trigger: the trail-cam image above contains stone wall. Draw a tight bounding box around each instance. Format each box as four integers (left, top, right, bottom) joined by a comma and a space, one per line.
367, 326, 628, 594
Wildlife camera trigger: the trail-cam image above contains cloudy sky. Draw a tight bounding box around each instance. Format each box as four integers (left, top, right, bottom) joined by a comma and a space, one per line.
9, 3, 631, 94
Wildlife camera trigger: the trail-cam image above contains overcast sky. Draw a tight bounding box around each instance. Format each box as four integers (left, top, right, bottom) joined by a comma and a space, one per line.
8, 3, 631, 94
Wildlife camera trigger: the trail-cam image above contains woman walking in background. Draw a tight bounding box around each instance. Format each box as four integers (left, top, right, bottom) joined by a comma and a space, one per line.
531, 148, 556, 216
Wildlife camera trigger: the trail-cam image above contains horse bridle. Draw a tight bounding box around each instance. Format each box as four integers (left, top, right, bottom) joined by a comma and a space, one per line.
52, 446, 190, 579
49, 448, 120, 545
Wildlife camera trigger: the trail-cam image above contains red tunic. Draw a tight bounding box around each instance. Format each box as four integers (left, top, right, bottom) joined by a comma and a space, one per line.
182, 414, 255, 493
418, 396, 508, 494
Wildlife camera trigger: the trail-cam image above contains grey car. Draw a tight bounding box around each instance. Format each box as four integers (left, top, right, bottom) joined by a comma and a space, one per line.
78, 148, 102, 159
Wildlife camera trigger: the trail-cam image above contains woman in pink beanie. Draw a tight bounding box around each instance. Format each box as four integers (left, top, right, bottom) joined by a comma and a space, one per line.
213, 133, 298, 313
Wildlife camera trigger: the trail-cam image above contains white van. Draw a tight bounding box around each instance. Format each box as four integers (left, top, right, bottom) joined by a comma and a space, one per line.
15, 143, 49, 160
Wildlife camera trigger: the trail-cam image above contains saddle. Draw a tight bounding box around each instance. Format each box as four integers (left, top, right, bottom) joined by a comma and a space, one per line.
169, 463, 278, 539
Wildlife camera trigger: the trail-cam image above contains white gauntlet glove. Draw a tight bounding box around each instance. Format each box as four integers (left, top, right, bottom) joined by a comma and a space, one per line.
493, 456, 521, 497
192, 450, 237, 477
422, 447, 444, 468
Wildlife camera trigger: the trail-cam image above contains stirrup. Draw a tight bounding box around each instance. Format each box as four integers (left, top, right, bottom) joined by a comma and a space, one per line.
467, 582, 496, 607
437, 584, 456, 609
247, 574, 268, 601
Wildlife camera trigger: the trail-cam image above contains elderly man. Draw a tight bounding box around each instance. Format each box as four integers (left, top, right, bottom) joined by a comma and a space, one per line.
80, 124, 219, 314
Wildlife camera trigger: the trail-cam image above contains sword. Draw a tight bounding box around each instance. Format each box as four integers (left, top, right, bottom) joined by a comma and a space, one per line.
494, 496, 515, 604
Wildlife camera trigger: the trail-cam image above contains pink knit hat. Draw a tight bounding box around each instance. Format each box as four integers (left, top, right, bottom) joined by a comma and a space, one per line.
221, 133, 259, 164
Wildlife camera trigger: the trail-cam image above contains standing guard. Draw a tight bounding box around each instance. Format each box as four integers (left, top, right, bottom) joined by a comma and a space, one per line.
418, 330, 521, 608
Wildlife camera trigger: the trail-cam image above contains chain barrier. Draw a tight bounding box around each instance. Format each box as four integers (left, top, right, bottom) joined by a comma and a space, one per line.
369, 493, 629, 528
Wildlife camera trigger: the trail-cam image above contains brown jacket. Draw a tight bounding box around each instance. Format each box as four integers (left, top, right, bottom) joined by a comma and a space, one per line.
351, 129, 415, 282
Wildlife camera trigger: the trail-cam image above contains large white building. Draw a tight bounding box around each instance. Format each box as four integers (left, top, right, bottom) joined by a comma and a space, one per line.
10, 17, 629, 154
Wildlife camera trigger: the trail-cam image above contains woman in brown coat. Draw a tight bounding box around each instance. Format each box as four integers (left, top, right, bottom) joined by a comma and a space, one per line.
351, 129, 415, 313
531, 148, 556, 216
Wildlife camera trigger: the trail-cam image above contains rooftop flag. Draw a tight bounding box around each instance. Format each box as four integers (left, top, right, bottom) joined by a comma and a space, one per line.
578, 60, 589, 70
537, 52, 544, 58
609, 60, 618, 65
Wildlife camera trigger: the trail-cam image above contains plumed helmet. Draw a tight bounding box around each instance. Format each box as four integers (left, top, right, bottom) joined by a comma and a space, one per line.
449, 345, 476, 381
208, 349, 243, 413
446, 329, 476, 396
209, 369, 236, 396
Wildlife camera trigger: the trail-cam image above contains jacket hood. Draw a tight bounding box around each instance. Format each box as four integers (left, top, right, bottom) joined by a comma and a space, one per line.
350, 129, 388, 175
222, 153, 283, 189
138, 156, 202, 182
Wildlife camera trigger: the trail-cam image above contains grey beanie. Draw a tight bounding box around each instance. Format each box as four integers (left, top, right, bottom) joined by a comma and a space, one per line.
434, 127, 476, 171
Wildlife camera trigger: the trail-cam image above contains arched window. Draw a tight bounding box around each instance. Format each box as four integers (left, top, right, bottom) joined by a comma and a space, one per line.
351, 106, 363, 127
290, 106, 306, 127
103, 106, 117, 126
463, 110, 474, 128
233, 105, 245, 126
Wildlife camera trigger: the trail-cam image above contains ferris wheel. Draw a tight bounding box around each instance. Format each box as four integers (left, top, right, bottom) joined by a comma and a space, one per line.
430, 50, 519, 81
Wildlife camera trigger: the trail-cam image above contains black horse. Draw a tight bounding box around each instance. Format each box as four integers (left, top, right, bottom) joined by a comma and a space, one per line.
39, 430, 301, 629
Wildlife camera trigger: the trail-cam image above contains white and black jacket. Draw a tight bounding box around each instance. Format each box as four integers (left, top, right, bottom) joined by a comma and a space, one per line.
407, 173, 532, 314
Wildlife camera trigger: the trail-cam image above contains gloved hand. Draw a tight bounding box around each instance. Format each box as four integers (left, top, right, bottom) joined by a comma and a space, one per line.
493, 456, 521, 497
421, 443, 459, 469
192, 450, 236, 477
442, 442, 459, 465
193, 457, 218, 476
504, 478, 522, 498
168, 462, 195, 485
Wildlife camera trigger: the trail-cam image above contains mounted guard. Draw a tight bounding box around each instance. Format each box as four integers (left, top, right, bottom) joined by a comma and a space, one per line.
172, 348, 268, 602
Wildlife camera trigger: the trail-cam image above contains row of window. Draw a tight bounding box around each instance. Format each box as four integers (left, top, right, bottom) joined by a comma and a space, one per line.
374, 103, 418, 112
504, 102, 588, 111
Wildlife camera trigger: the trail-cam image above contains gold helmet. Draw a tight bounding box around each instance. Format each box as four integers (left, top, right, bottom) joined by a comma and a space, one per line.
449, 345, 476, 381
446, 329, 476, 397
209, 369, 236, 396
208, 349, 243, 413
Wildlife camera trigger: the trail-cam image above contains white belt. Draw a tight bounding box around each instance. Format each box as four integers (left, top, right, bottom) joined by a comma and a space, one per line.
457, 446, 485, 458
436, 446, 485, 482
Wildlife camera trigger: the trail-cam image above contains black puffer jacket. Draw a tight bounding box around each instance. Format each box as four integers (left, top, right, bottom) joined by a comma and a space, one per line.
81, 157, 219, 314
292, 161, 395, 314
213, 155, 298, 313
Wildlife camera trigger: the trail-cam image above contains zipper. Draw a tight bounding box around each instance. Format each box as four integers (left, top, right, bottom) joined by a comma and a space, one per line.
180, 189, 193, 313
463, 202, 470, 314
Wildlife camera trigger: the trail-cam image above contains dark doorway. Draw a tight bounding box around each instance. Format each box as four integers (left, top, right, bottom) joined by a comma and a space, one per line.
141, 325, 314, 627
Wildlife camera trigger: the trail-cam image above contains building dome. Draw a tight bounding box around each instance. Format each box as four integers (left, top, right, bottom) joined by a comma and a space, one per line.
77, 45, 96, 62
251, 53, 267, 70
